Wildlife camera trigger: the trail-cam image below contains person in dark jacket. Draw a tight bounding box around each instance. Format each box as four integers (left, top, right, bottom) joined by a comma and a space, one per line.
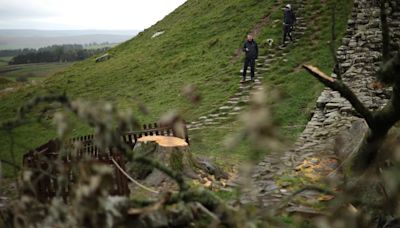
241, 34, 258, 83
282, 4, 296, 46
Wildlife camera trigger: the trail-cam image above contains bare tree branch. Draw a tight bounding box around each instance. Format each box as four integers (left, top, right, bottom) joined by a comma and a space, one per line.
303, 64, 375, 126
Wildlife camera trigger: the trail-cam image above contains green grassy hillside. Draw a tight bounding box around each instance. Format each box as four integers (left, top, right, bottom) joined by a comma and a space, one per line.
0, 62, 74, 82
0, 0, 353, 177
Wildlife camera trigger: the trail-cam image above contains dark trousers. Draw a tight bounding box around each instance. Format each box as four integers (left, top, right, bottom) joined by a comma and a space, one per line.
283, 24, 293, 43
243, 57, 256, 80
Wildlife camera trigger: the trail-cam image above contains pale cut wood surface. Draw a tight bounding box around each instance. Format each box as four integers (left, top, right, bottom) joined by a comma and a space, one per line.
138, 136, 188, 148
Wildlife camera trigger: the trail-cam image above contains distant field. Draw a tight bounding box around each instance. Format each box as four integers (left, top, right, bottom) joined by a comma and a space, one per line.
0, 33, 135, 50
85, 43, 118, 50
0, 62, 75, 82
0, 56, 12, 66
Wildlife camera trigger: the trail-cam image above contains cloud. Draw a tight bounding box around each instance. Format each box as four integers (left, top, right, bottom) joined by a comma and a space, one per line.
0, 0, 56, 19
0, 0, 186, 30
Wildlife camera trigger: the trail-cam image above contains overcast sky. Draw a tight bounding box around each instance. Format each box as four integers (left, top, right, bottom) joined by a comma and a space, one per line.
0, 0, 186, 30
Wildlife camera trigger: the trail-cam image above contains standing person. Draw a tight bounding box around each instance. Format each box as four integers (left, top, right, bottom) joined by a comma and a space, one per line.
282, 4, 296, 46
241, 34, 258, 83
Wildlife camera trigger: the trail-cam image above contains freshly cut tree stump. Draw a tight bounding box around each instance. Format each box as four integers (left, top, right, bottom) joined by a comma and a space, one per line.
131, 136, 198, 187
138, 136, 189, 148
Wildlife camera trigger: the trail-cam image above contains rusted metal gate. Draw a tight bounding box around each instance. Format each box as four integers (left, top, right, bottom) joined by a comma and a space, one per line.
23, 122, 189, 202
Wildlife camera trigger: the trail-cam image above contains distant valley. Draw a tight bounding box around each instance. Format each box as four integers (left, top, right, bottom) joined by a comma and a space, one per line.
0, 29, 139, 50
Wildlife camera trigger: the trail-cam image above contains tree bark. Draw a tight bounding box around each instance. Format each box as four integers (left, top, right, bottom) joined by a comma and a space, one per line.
130, 136, 197, 187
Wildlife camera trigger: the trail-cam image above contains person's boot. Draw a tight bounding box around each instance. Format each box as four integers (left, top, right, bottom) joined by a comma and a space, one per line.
240, 78, 246, 83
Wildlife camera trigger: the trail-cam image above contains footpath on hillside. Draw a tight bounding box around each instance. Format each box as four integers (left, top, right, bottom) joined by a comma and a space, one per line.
187, 1, 307, 130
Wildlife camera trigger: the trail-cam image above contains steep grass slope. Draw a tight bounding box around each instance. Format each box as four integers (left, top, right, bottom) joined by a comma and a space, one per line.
189, 0, 353, 163
0, 0, 353, 177
0, 0, 279, 121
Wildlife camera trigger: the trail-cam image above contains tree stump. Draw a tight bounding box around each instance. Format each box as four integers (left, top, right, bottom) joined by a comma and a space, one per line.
130, 136, 198, 187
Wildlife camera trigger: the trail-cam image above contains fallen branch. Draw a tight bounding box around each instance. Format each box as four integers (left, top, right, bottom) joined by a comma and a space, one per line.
303, 65, 374, 127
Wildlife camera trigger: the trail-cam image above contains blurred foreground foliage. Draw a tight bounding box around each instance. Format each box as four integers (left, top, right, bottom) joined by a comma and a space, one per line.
0, 86, 400, 227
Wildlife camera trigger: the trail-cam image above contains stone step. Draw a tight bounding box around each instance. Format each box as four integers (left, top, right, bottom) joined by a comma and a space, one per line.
233, 107, 243, 112
227, 100, 240, 105
234, 91, 245, 97
293, 31, 306, 36
216, 117, 230, 121
239, 84, 252, 90
242, 95, 250, 101
205, 121, 219, 126
228, 111, 240, 116
209, 113, 220, 118
295, 26, 307, 31
264, 59, 274, 64
257, 67, 270, 72
240, 69, 259, 74
237, 100, 249, 106
204, 118, 216, 122
229, 97, 240, 101
254, 81, 262, 86
219, 106, 233, 111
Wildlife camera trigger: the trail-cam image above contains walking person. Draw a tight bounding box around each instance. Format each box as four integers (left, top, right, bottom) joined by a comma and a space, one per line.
241, 34, 258, 83
282, 4, 296, 46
